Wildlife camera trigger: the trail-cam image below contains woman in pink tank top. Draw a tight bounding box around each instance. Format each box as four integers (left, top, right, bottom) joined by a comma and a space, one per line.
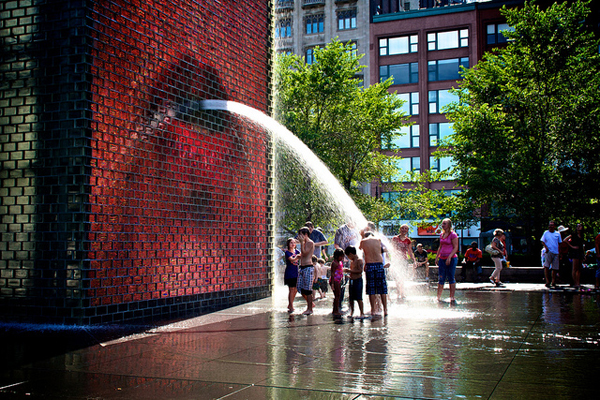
435, 218, 459, 303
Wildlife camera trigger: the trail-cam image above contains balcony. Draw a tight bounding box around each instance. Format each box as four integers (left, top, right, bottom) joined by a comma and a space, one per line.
275, 0, 294, 12
302, 0, 326, 9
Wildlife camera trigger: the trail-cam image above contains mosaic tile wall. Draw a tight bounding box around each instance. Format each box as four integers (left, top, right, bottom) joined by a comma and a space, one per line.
0, 0, 273, 324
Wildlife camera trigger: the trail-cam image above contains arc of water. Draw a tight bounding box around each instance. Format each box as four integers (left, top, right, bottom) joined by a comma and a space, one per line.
201, 100, 368, 229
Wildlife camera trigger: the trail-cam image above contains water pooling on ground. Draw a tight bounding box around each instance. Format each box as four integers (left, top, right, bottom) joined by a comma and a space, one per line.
3, 290, 599, 399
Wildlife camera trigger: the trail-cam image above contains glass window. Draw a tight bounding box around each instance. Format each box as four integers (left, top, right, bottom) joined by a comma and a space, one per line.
381, 191, 402, 202
430, 156, 439, 172
306, 48, 315, 64
428, 29, 468, 51
391, 157, 420, 181
348, 42, 357, 58
391, 128, 410, 149
411, 125, 420, 148
440, 157, 455, 175
428, 89, 457, 114
275, 19, 292, 38
428, 58, 469, 82
429, 122, 454, 146
397, 92, 419, 116
306, 14, 324, 34
379, 34, 418, 56
487, 23, 512, 45
412, 157, 421, 173
380, 62, 418, 84
431, 156, 457, 179
388, 125, 419, 149
338, 9, 357, 31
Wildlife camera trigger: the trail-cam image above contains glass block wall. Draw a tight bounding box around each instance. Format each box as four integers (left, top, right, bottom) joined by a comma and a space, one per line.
0, 0, 273, 324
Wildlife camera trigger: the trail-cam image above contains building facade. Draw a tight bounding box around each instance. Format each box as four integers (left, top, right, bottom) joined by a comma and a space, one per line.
371, 0, 522, 246
274, 0, 371, 83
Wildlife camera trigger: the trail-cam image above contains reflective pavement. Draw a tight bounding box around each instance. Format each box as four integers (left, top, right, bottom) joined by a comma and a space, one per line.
1, 283, 599, 399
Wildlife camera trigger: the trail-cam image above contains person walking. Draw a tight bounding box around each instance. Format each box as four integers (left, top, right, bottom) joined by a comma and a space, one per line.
489, 229, 506, 287
435, 218, 459, 303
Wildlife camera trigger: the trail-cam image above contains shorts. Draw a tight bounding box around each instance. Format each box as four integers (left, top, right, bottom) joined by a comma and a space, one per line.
297, 265, 314, 294
349, 277, 363, 301
544, 252, 559, 270
318, 278, 328, 292
365, 263, 387, 295
312, 282, 320, 291
438, 257, 458, 284
284, 278, 297, 288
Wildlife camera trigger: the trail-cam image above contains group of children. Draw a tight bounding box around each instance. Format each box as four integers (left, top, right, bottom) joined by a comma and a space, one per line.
299, 249, 366, 319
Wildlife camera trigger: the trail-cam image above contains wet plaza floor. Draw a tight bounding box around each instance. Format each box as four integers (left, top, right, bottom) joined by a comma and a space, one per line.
1, 283, 599, 399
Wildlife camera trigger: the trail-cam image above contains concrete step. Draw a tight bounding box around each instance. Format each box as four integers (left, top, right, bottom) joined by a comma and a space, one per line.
428, 265, 597, 284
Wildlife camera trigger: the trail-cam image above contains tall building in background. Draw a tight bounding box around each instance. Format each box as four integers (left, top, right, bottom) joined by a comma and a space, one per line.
274, 0, 371, 84
370, 0, 523, 247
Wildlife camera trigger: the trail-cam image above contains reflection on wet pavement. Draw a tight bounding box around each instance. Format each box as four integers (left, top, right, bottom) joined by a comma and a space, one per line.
1, 285, 599, 399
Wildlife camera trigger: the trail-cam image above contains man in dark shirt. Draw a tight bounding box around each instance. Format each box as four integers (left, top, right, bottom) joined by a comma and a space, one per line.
413, 243, 430, 281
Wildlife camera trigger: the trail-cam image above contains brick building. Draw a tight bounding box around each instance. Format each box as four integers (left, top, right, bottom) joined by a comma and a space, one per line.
371, 0, 523, 244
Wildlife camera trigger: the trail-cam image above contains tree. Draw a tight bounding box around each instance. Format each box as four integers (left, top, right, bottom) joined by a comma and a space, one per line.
445, 0, 600, 239
274, 39, 408, 228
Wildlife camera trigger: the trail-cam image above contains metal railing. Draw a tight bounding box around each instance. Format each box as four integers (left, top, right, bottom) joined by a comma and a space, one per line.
275, 0, 294, 11
302, 0, 326, 7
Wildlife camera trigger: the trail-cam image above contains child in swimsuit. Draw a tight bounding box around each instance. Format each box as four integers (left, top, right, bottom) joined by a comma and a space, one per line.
329, 248, 345, 317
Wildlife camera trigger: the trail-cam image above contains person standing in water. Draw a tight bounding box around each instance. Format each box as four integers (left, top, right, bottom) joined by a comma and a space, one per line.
344, 245, 366, 319
283, 238, 300, 313
435, 218, 459, 303
329, 248, 345, 318
541, 221, 562, 288
360, 231, 388, 316
297, 227, 315, 315
391, 224, 414, 299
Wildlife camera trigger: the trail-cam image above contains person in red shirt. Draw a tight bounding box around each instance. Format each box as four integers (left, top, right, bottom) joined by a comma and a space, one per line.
462, 241, 483, 283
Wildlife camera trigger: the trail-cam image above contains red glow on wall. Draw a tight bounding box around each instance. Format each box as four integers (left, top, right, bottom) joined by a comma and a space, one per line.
86, 0, 272, 307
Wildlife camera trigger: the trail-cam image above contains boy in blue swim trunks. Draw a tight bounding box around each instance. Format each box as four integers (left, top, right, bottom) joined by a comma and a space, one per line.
297, 227, 315, 315
344, 246, 365, 319
360, 231, 388, 316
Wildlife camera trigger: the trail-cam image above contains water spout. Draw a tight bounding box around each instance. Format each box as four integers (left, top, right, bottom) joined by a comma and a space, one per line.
201, 100, 368, 229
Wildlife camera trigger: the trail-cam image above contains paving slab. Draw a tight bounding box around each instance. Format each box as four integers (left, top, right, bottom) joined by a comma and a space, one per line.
1, 283, 599, 399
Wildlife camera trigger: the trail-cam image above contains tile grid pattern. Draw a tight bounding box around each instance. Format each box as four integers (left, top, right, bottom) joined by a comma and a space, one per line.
0, 0, 274, 324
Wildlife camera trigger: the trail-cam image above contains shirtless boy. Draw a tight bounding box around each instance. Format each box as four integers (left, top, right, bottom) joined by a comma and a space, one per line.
360, 231, 388, 316
344, 246, 366, 319
297, 227, 315, 315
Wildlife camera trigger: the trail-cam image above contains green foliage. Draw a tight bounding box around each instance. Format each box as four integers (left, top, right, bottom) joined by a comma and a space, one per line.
274, 39, 408, 228
385, 170, 479, 230
445, 0, 600, 236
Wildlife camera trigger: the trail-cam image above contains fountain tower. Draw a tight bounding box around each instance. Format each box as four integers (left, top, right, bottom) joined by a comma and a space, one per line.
0, 0, 274, 324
